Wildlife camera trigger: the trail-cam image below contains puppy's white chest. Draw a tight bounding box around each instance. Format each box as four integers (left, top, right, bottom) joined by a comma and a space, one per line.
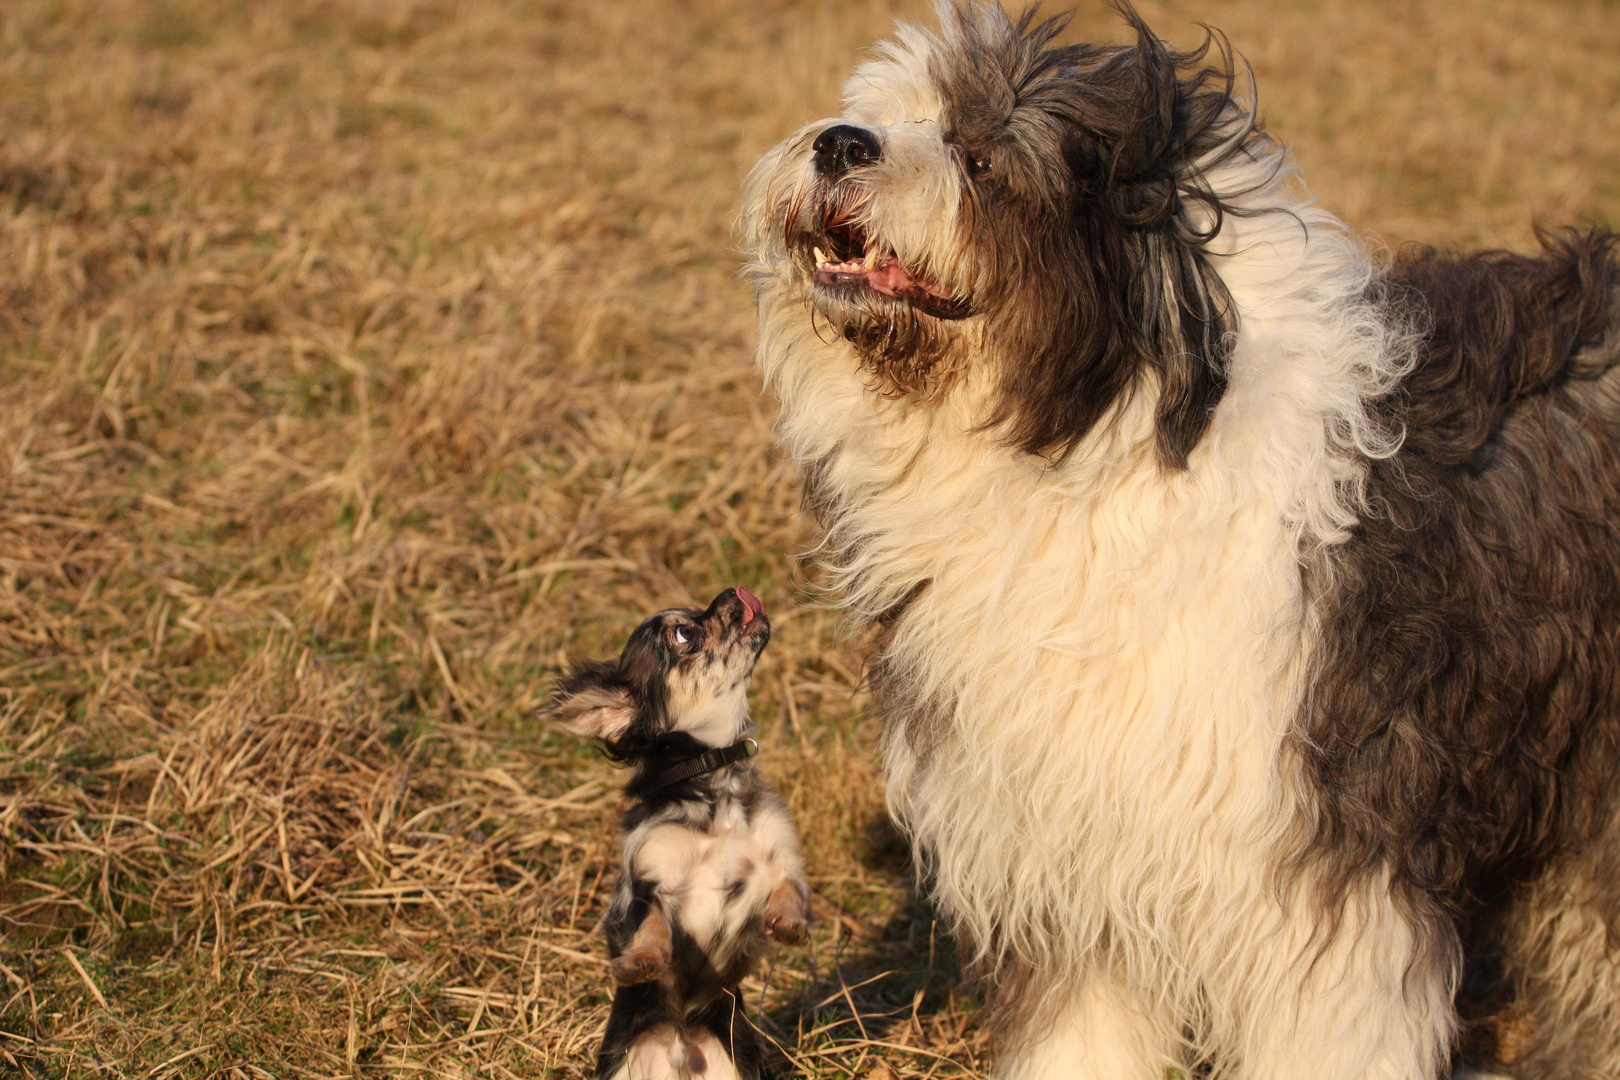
630, 800, 797, 956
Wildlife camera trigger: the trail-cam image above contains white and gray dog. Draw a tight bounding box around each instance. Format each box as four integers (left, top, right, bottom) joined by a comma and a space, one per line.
741, 3, 1620, 1078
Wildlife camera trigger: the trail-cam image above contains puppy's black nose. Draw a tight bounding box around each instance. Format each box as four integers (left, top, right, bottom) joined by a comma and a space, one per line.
812, 124, 882, 176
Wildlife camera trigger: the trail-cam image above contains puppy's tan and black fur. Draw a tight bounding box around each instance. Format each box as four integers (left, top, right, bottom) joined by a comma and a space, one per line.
546, 587, 810, 1080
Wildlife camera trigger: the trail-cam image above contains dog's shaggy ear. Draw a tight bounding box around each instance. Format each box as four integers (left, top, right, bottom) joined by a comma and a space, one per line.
542, 661, 638, 743
972, 2, 1258, 469
1110, 4, 1244, 469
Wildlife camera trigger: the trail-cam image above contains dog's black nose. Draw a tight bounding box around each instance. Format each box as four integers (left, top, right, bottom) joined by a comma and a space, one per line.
812, 124, 882, 176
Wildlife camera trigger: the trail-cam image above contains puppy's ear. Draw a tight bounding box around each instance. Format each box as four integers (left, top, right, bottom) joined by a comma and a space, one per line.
543, 662, 638, 743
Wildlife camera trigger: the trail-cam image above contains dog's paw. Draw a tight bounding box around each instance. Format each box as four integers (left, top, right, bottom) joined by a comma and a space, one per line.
761, 880, 811, 945
610, 944, 669, 985
763, 912, 809, 945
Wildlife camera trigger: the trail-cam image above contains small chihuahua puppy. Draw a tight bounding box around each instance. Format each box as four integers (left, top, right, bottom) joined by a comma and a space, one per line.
546, 586, 811, 1080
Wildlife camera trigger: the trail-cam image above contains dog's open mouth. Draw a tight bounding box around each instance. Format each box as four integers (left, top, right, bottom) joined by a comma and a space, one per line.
807, 214, 970, 320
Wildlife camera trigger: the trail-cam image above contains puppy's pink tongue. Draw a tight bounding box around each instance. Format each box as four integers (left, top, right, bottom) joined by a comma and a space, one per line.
736, 586, 763, 627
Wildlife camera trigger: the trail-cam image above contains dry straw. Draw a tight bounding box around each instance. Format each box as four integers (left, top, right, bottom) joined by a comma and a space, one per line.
1, 0, 1615, 1076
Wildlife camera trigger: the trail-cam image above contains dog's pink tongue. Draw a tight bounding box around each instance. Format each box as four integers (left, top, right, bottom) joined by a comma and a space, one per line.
814, 254, 967, 318
736, 586, 763, 627
861, 256, 919, 299
814, 256, 917, 297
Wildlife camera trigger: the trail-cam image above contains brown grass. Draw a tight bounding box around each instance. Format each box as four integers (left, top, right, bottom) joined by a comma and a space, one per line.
0, 1, 1614, 1076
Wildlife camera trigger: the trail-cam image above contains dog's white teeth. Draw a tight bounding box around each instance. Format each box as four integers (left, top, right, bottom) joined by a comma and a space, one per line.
813, 246, 829, 266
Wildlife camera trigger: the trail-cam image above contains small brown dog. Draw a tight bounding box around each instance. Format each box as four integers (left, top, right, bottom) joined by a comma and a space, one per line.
545, 586, 811, 1080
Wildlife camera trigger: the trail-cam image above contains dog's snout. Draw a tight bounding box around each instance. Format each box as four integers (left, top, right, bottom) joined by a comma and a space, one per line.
812, 124, 882, 176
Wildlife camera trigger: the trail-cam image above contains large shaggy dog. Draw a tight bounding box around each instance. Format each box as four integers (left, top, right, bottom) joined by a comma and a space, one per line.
741, 4, 1620, 1078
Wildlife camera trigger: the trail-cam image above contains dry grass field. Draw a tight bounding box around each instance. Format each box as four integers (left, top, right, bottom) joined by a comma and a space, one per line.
0, 0, 1615, 1076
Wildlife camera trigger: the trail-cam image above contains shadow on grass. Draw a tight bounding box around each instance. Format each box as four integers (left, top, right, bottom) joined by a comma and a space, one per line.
753, 812, 988, 1079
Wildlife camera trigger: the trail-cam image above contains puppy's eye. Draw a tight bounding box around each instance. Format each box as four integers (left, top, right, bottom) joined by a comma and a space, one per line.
967, 154, 992, 178
671, 626, 694, 647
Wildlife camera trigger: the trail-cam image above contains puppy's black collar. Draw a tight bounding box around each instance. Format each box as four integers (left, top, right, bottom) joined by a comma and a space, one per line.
644, 738, 758, 794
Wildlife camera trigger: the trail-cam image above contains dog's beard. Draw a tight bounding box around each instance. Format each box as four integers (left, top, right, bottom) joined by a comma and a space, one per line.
809, 287, 960, 398
790, 185, 970, 398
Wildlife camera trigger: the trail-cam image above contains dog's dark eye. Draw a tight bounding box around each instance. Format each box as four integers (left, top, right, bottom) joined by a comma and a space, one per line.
967, 154, 992, 178
671, 626, 694, 648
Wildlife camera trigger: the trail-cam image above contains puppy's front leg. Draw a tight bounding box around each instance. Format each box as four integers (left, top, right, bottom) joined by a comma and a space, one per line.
761, 877, 811, 945
610, 903, 672, 985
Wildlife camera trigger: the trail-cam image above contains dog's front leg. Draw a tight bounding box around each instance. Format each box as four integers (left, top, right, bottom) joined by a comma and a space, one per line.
610, 902, 673, 986
761, 875, 812, 945
997, 975, 1180, 1080
1223, 882, 1456, 1080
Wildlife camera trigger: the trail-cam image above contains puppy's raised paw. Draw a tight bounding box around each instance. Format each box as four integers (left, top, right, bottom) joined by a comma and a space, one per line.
610, 943, 669, 985
761, 879, 811, 945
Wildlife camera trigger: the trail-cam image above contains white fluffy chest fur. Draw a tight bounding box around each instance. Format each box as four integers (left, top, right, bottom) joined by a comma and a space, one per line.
753, 160, 1410, 985
627, 793, 803, 969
